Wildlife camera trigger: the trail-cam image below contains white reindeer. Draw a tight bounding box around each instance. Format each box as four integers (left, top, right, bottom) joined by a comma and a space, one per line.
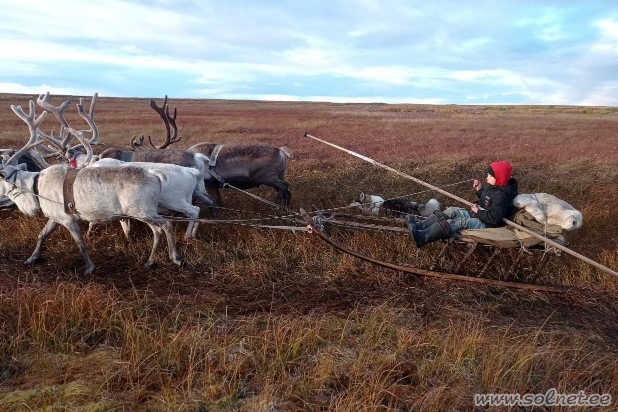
0, 96, 186, 274
90, 158, 206, 239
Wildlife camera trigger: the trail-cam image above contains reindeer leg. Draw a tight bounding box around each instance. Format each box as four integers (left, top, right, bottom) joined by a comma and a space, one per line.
160, 220, 184, 266
195, 192, 214, 206
145, 224, 162, 267
185, 222, 196, 240
271, 181, 291, 206
63, 220, 95, 275
191, 221, 200, 239
86, 222, 95, 239
283, 189, 291, 207
119, 218, 132, 240
25, 219, 60, 265
205, 185, 222, 215
183, 204, 200, 240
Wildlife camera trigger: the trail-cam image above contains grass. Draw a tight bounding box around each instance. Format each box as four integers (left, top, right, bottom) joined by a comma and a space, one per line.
0, 94, 617, 410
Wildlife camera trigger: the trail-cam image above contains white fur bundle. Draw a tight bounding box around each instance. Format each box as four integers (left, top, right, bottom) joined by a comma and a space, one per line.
513, 193, 583, 230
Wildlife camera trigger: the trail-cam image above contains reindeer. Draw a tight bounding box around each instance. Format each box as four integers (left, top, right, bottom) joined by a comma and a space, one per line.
0, 96, 186, 274
91, 158, 204, 239
129, 96, 294, 207
0, 149, 45, 209
0, 91, 88, 207
187, 143, 293, 207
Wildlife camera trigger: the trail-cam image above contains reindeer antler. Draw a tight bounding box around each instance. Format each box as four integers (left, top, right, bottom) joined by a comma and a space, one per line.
35, 92, 100, 159
68, 93, 99, 150
130, 135, 147, 149
147, 95, 181, 149
128, 95, 182, 150
36, 92, 72, 153
163, 103, 180, 147
6, 101, 48, 166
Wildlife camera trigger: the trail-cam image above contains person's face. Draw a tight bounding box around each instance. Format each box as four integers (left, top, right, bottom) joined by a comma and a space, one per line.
486, 174, 496, 185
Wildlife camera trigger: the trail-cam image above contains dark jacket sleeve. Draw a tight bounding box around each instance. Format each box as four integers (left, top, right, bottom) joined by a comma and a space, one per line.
474, 189, 484, 205
471, 190, 508, 227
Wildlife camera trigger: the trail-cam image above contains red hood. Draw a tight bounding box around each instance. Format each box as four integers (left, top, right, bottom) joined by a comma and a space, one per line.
490, 161, 513, 187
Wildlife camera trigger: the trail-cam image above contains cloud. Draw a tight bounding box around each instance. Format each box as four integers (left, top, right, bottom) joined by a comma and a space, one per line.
0, 82, 95, 96
0, 1, 616, 105
591, 18, 618, 53
577, 81, 618, 106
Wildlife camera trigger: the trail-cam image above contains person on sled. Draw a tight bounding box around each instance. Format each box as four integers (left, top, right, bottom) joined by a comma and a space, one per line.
407, 161, 518, 247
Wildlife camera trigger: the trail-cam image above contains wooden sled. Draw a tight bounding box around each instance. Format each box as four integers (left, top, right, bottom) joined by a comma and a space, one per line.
304, 209, 570, 294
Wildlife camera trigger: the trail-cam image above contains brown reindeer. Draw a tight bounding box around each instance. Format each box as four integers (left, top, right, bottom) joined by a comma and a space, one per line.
187, 142, 293, 207
129, 96, 293, 207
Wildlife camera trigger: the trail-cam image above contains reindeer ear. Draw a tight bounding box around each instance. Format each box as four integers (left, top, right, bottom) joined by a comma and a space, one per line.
359, 192, 366, 202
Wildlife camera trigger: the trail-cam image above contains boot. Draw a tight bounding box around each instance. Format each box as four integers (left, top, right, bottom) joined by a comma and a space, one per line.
405, 211, 442, 230
410, 220, 452, 248
417, 212, 441, 230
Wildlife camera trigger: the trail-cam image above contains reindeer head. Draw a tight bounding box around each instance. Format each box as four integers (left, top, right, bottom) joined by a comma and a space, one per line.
0, 153, 39, 216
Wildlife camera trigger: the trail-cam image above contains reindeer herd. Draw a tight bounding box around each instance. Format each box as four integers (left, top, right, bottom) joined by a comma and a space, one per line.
0, 93, 293, 274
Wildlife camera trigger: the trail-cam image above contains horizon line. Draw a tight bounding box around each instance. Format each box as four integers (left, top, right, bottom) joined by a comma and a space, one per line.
0, 92, 615, 108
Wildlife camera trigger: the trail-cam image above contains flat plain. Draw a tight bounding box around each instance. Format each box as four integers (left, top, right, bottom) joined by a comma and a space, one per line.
1, 94, 617, 411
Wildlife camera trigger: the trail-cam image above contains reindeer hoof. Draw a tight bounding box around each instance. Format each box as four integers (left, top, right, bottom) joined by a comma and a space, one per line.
83, 264, 96, 275
24, 255, 40, 265
145, 260, 156, 268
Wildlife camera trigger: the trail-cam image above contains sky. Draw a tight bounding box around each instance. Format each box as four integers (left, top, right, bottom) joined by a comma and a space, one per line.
1, 0, 617, 105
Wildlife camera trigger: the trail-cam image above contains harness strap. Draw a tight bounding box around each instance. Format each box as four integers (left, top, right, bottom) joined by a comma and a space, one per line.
33, 174, 39, 196
120, 151, 134, 162
63, 168, 80, 214
208, 168, 225, 186
205, 144, 225, 185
